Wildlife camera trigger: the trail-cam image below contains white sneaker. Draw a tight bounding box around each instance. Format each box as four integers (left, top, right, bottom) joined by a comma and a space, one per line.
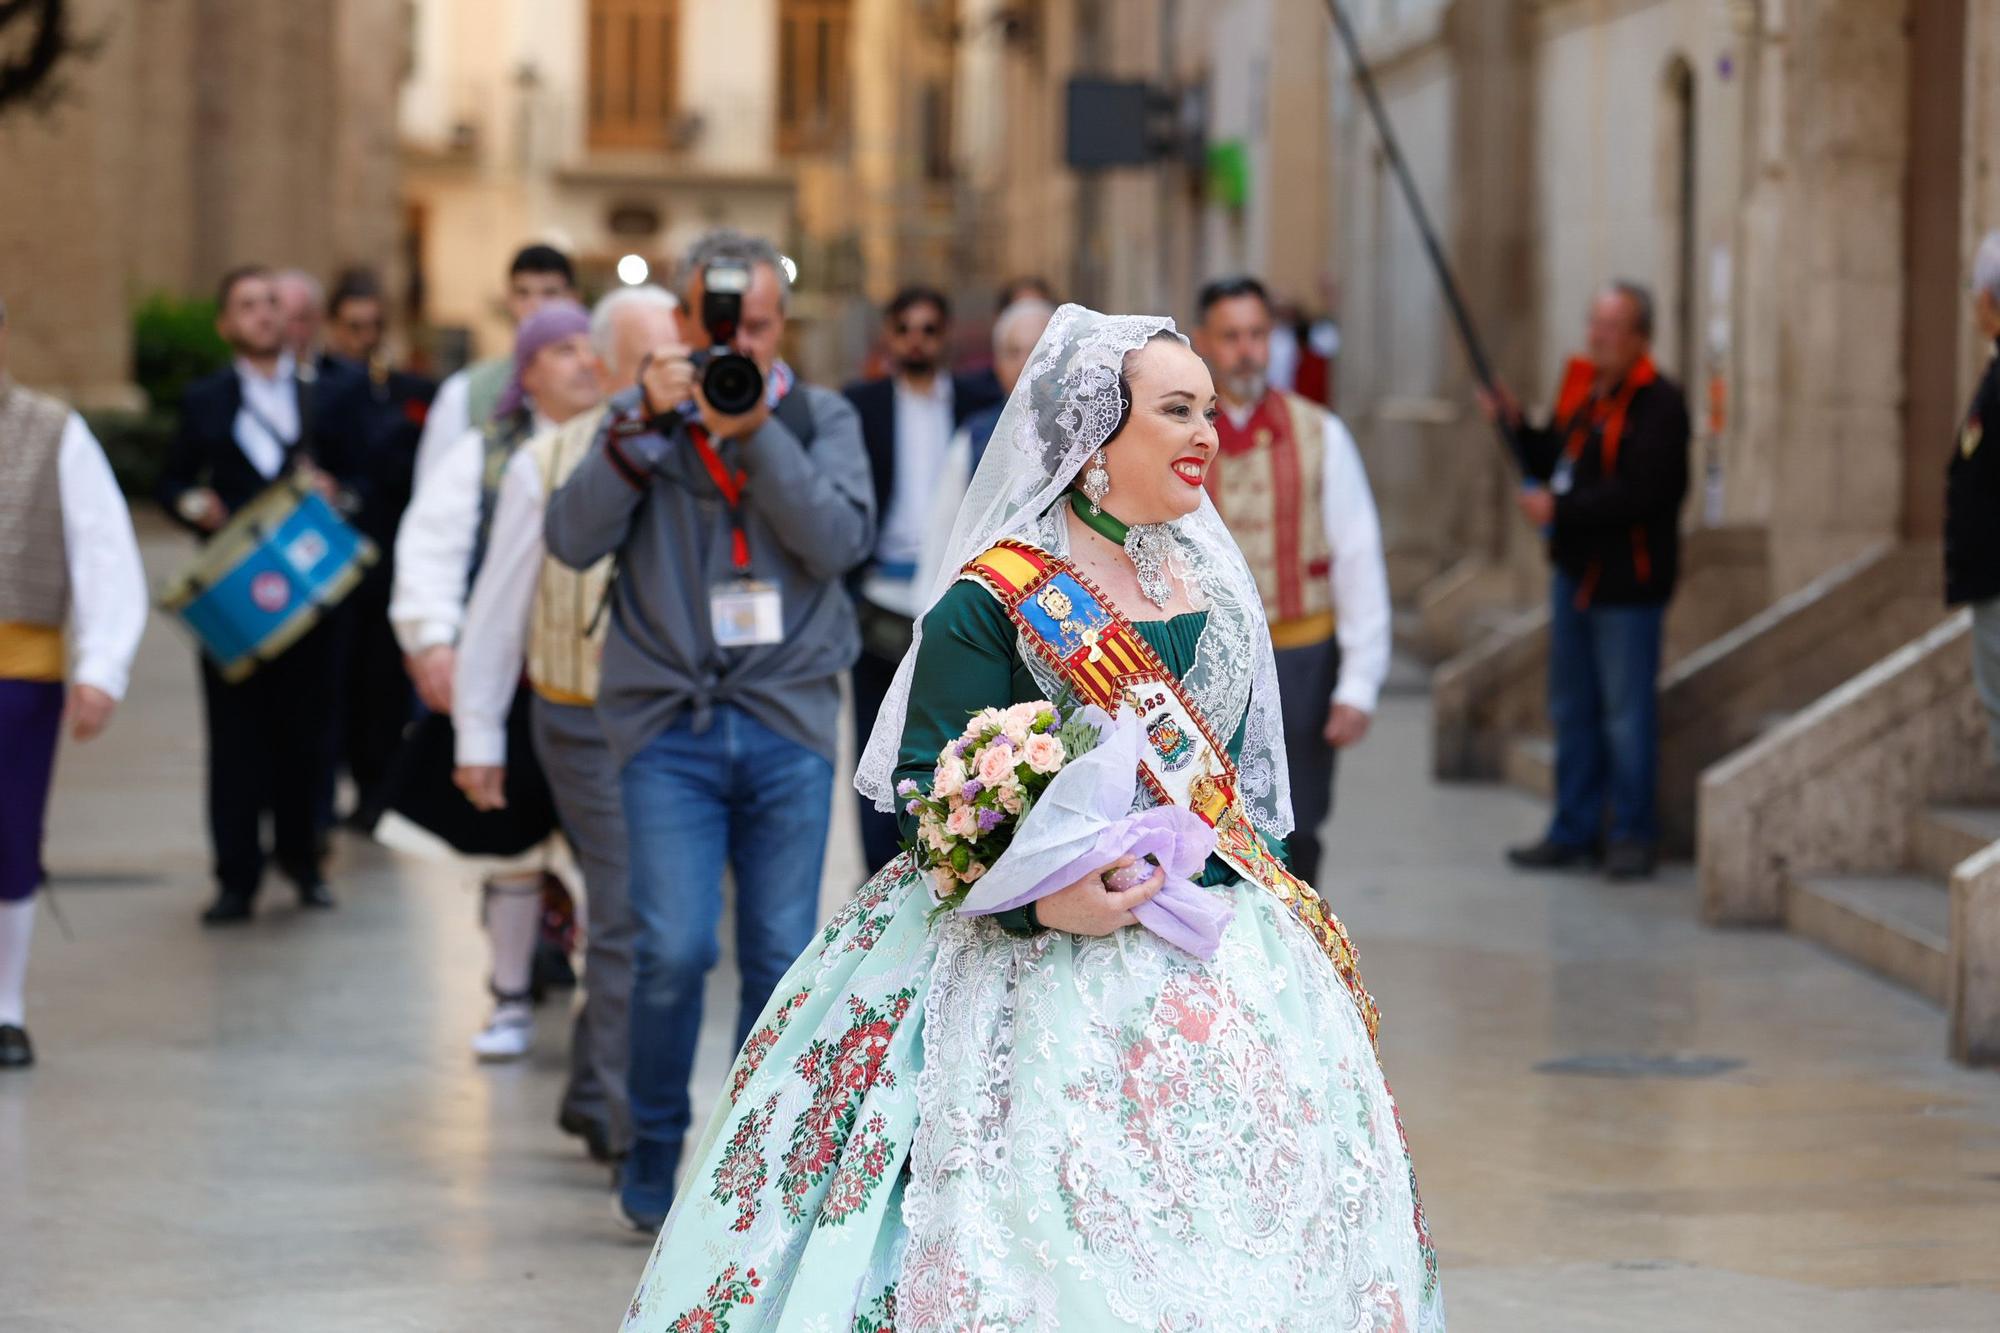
471, 1002, 534, 1062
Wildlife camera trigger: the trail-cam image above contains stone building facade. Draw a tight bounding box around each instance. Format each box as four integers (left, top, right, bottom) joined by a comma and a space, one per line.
1334, 0, 2000, 616
947, 0, 2000, 633
0, 0, 407, 407
400, 0, 978, 382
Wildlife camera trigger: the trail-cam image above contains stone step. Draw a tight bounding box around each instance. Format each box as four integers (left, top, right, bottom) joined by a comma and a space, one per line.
1753, 709, 1795, 738
1910, 803, 2000, 879
1502, 733, 1554, 800
1783, 872, 1949, 1005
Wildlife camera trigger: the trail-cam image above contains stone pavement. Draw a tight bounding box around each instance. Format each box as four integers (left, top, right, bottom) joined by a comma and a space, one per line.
4, 522, 1998, 1330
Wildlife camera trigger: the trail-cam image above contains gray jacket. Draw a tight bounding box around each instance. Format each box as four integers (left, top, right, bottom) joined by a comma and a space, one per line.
544, 384, 875, 767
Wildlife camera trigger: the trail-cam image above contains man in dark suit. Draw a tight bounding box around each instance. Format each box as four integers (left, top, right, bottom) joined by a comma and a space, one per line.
1950, 231, 2000, 765
322, 267, 437, 816
841, 287, 1003, 872
156, 265, 375, 924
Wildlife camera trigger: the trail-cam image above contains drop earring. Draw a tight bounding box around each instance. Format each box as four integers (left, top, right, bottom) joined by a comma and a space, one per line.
1081, 447, 1110, 513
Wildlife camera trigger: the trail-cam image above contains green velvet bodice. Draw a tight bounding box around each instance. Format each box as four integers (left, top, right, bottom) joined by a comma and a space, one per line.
894, 579, 1247, 888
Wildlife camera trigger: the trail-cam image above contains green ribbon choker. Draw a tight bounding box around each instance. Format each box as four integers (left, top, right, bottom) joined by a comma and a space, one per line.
1069, 488, 1131, 544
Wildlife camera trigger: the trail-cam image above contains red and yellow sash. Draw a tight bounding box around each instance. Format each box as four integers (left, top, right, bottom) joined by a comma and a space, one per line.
959, 539, 1381, 1047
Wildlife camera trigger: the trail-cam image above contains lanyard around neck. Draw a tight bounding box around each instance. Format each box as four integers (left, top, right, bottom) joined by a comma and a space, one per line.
689, 427, 753, 573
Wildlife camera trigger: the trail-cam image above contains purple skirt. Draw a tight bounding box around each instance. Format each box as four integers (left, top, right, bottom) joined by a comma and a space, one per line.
0, 678, 64, 901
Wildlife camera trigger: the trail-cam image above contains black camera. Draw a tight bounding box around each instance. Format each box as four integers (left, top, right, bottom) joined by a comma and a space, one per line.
691, 259, 765, 416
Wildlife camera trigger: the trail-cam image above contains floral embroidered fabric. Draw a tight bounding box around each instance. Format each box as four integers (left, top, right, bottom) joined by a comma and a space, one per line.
621, 863, 1443, 1331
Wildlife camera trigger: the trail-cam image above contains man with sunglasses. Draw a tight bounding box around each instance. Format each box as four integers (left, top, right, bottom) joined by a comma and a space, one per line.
842, 287, 1002, 872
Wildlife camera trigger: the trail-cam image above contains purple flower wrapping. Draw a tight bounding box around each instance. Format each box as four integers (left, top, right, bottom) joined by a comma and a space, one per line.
950, 711, 1234, 958
966, 806, 1229, 958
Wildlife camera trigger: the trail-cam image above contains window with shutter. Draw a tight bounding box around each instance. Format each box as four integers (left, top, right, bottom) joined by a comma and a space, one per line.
588, 0, 681, 151
777, 0, 853, 155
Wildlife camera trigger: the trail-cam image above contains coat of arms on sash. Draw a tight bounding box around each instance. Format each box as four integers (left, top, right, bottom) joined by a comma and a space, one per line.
1147, 714, 1196, 770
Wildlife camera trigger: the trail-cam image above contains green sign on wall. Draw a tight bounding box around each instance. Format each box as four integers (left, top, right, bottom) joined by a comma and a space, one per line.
1207, 139, 1250, 209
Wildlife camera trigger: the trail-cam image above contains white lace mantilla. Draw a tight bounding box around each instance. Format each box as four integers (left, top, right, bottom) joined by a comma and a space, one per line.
856, 303, 1295, 840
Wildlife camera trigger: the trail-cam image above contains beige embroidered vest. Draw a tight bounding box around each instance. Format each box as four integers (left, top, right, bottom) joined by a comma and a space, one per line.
0, 376, 74, 628
524, 406, 614, 703
1205, 389, 1334, 649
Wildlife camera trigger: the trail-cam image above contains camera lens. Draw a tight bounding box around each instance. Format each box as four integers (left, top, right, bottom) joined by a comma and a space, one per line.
702, 353, 765, 416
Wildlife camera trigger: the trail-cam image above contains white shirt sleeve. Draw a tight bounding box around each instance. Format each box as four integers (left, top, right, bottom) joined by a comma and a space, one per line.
917, 427, 973, 594
391, 425, 484, 656
452, 449, 545, 768
58, 414, 149, 699
412, 368, 470, 489
1320, 413, 1391, 714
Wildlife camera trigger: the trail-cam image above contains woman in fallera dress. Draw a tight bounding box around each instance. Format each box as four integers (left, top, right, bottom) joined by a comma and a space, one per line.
621, 306, 1444, 1332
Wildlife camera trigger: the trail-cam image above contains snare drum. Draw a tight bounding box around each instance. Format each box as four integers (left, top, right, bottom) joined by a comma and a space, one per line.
160, 475, 377, 681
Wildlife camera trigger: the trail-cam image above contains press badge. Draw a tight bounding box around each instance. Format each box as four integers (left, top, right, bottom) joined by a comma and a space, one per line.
711, 579, 784, 648
1550, 455, 1576, 496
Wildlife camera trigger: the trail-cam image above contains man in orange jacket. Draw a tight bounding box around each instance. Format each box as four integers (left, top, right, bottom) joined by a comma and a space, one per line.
1480, 282, 1690, 880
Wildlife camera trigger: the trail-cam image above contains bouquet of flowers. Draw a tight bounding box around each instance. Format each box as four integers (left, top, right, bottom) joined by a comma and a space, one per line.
898, 700, 1103, 915
897, 699, 1233, 958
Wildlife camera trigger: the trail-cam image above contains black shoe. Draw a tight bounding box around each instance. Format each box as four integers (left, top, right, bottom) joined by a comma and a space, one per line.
0, 1024, 33, 1069
1604, 840, 1656, 881
618, 1137, 680, 1233
295, 879, 336, 910
201, 892, 256, 926
1505, 839, 1601, 871
559, 1106, 621, 1164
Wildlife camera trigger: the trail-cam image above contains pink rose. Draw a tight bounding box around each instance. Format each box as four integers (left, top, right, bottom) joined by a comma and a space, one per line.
962, 862, 987, 883
1022, 733, 1065, 775
975, 745, 1018, 789
946, 804, 980, 839
933, 754, 967, 800
999, 702, 1041, 745
1006, 702, 1052, 741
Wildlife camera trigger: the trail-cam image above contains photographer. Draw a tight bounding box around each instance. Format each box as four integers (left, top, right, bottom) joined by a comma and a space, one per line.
544, 228, 874, 1232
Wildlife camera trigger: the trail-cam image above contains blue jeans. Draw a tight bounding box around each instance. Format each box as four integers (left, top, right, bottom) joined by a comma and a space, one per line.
1973, 598, 2000, 763
1546, 570, 1666, 848
621, 705, 833, 1155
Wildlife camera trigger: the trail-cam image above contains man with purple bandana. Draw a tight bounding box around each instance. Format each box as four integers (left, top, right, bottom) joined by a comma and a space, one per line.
391, 300, 604, 1068
0, 295, 148, 1069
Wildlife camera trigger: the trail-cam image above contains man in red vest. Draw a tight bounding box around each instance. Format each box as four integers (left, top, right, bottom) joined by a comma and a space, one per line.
1480, 282, 1690, 880
1194, 277, 1391, 884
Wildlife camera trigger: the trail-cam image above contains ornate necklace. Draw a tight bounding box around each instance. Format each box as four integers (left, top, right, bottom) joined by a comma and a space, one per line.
1069, 490, 1176, 610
